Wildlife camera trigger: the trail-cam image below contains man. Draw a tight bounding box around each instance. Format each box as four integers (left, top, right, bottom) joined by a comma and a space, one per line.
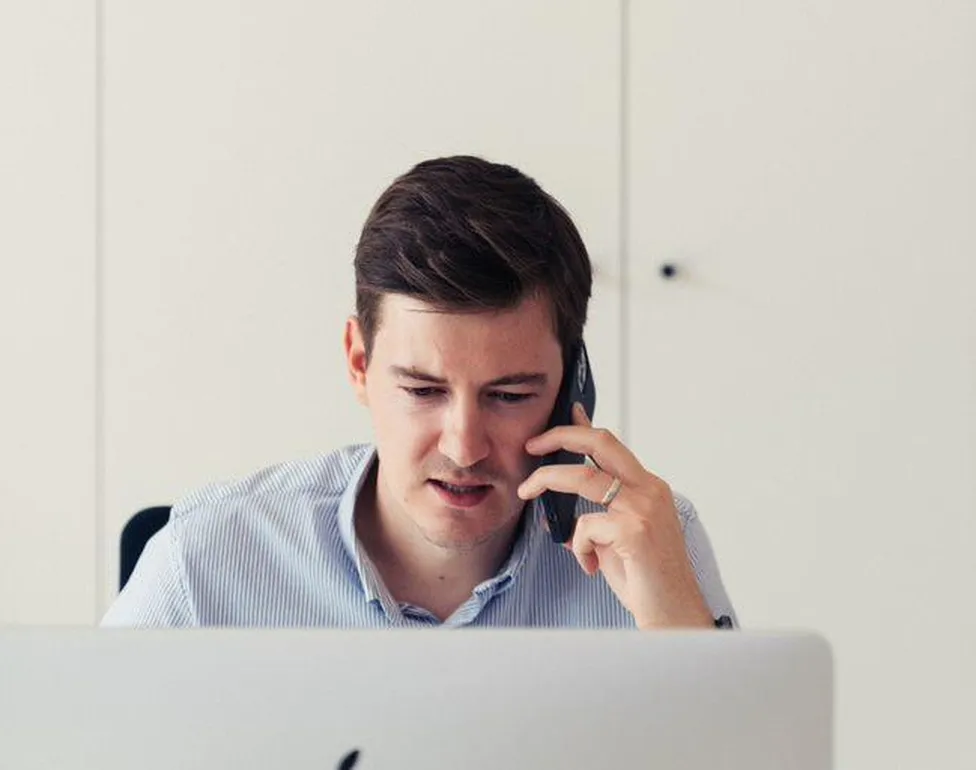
103, 156, 737, 629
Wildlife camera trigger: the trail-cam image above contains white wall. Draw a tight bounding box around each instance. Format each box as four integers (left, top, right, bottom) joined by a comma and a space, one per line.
1, 2, 974, 768
626, 4, 975, 769
0, 1, 97, 625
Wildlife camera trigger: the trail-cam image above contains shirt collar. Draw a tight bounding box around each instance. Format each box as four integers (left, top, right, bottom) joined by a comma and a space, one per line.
336, 446, 386, 603
335, 445, 544, 606
473, 500, 543, 597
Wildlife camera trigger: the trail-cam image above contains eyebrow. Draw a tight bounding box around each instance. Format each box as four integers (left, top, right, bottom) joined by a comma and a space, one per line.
390, 366, 548, 388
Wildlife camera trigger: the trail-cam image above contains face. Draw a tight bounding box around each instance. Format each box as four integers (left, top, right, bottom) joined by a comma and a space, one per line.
344, 293, 563, 552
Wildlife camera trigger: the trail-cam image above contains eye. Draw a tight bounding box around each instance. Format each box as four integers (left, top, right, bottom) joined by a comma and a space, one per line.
490, 391, 534, 404
402, 386, 444, 399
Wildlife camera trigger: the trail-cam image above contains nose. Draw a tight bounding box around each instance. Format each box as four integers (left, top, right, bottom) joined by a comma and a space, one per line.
437, 395, 491, 469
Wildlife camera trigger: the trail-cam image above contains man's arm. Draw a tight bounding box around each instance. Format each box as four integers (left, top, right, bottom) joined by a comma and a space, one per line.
100, 521, 196, 627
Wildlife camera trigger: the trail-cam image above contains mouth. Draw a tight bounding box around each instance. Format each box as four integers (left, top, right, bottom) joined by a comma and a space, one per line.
428, 479, 493, 509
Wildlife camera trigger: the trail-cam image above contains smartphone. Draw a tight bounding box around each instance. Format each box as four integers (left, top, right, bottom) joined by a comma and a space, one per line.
538, 339, 596, 543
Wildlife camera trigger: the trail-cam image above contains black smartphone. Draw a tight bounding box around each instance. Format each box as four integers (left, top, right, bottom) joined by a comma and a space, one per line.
538, 340, 596, 543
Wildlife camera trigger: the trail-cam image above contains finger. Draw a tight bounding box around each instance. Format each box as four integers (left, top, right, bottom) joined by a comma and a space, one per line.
572, 401, 591, 426
525, 424, 645, 483
518, 463, 625, 510
571, 403, 603, 471
571, 512, 623, 575
575, 547, 599, 576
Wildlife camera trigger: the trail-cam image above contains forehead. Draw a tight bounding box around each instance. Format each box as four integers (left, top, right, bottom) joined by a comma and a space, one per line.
372, 294, 562, 374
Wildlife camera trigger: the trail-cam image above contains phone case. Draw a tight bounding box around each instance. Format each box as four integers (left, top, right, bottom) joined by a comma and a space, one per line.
538, 340, 596, 543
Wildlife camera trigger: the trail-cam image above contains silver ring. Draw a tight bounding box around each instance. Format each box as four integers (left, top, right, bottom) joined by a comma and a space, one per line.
600, 476, 623, 507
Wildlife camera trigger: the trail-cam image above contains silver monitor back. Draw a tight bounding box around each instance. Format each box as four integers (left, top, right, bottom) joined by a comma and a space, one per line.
0, 628, 832, 769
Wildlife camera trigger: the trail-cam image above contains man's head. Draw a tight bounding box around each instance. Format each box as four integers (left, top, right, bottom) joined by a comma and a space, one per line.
345, 156, 592, 552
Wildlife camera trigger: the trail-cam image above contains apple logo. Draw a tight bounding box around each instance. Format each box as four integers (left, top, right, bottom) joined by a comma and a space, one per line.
337, 749, 360, 769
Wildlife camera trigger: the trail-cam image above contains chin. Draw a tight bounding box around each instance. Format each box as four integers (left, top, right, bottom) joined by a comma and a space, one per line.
412, 501, 518, 551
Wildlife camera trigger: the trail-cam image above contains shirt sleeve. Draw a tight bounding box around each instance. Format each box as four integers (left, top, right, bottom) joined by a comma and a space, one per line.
100, 520, 197, 627
676, 495, 740, 627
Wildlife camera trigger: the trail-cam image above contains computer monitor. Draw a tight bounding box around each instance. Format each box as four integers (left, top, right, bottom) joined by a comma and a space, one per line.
0, 628, 832, 769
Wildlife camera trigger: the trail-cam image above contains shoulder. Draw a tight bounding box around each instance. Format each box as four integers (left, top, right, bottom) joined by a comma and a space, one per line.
154, 444, 372, 621
170, 443, 372, 521
164, 443, 373, 560
103, 445, 373, 627
167, 443, 371, 531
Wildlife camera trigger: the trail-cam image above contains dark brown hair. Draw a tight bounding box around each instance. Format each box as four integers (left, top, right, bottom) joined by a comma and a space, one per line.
353, 155, 592, 363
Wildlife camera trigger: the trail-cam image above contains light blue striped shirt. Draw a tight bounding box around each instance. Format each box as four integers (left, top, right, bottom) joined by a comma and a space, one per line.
102, 444, 737, 628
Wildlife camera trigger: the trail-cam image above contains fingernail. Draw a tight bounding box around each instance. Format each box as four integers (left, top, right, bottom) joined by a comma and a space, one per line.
573, 402, 589, 423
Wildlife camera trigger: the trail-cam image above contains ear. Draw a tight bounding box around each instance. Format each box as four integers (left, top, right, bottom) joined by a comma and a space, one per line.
344, 316, 369, 406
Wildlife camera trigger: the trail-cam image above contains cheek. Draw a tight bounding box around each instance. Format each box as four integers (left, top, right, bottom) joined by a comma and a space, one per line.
520, 397, 556, 437
496, 408, 551, 463
374, 395, 438, 451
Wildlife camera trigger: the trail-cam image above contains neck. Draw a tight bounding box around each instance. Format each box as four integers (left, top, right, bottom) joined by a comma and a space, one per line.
354, 461, 524, 622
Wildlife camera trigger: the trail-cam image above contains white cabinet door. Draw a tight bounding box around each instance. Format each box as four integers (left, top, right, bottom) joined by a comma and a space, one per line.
627, 2, 976, 768
101, 2, 622, 610
0, 2, 96, 624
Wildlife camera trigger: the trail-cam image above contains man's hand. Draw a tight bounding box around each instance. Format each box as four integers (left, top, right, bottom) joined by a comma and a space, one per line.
517, 402, 714, 630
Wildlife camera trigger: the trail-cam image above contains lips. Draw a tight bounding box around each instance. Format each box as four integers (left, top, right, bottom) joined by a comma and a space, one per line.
433, 480, 490, 493
429, 479, 493, 508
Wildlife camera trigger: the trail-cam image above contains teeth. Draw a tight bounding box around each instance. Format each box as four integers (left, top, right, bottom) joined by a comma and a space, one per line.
440, 482, 482, 494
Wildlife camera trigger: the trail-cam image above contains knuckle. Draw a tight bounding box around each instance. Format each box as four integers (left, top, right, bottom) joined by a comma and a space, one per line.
580, 464, 601, 483
573, 511, 596, 531
632, 516, 654, 538
620, 515, 653, 544
647, 476, 672, 501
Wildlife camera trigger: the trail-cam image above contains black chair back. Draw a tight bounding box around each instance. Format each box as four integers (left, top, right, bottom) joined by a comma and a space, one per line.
119, 506, 171, 590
